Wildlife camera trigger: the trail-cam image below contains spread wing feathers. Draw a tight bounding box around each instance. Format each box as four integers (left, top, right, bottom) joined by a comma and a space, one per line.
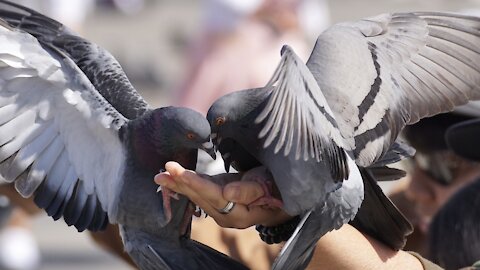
0, 24, 126, 231
310, 12, 480, 167
255, 46, 350, 182
0, 0, 149, 119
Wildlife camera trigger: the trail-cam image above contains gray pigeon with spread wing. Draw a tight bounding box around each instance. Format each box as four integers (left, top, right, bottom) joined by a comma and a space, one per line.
208, 12, 480, 269
0, 1, 248, 269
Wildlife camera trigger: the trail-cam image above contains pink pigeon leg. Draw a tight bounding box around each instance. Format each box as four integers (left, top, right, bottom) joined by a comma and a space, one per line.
160, 186, 180, 223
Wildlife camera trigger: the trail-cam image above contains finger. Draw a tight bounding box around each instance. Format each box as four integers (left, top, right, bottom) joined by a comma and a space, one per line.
164, 162, 230, 210
154, 172, 178, 190
223, 181, 265, 205
169, 164, 228, 208
155, 170, 223, 220
160, 162, 291, 228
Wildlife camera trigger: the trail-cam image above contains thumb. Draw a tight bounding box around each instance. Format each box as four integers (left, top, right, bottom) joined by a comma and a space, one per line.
165, 161, 185, 177
165, 161, 198, 185
223, 181, 264, 205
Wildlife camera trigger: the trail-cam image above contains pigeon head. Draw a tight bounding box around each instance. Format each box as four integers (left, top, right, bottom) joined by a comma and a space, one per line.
152, 107, 216, 159
130, 107, 215, 172
207, 87, 271, 144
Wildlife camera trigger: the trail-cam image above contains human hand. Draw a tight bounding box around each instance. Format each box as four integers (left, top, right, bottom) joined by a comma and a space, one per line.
154, 162, 291, 229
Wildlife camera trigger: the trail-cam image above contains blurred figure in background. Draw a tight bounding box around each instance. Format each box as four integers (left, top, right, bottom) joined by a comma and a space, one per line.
427, 118, 480, 269
16, 0, 94, 32
173, 0, 330, 268
388, 103, 480, 257
174, 0, 330, 115
428, 178, 480, 269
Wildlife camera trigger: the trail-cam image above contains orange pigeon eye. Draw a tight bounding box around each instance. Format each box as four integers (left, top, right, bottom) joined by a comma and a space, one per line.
187, 133, 195, 140
215, 117, 226, 126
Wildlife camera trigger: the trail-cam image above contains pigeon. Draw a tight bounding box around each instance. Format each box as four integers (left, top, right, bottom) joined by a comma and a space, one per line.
0, 1, 248, 269
207, 11, 480, 269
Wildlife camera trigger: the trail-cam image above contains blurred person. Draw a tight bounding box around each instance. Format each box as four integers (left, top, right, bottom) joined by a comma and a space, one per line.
388, 105, 480, 257
428, 179, 480, 269
0, 185, 40, 270
174, 0, 329, 115
16, 0, 94, 32
426, 118, 480, 269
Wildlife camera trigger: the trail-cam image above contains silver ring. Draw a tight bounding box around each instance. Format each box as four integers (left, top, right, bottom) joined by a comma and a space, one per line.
218, 201, 236, 214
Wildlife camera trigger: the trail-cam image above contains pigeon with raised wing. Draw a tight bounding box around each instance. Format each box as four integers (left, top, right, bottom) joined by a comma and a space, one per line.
208, 12, 480, 269
0, 1, 247, 269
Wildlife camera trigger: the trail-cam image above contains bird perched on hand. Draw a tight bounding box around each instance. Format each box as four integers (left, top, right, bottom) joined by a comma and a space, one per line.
0, 1, 247, 269
208, 11, 480, 269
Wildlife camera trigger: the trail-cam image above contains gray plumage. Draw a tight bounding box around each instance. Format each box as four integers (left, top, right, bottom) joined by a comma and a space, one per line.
0, 1, 246, 269
208, 11, 480, 269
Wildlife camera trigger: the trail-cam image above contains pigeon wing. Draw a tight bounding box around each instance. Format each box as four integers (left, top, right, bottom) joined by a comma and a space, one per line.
0, 20, 129, 231
0, 0, 149, 119
307, 12, 480, 167
255, 46, 350, 182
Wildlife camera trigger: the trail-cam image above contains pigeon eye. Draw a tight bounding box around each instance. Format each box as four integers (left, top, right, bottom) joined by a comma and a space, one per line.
215, 117, 226, 126
186, 133, 196, 140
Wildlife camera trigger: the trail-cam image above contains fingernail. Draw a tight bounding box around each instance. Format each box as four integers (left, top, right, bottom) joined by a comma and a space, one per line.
156, 186, 162, 193
159, 168, 166, 173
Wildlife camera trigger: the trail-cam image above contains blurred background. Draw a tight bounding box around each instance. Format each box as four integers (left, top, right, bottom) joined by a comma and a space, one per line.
2, 0, 480, 269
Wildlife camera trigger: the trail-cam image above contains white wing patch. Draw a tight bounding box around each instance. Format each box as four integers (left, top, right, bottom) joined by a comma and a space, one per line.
0, 25, 126, 225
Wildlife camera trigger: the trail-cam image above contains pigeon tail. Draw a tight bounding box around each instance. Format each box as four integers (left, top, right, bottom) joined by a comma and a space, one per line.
273, 172, 364, 270
272, 210, 321, 270
349, 168, 413, 250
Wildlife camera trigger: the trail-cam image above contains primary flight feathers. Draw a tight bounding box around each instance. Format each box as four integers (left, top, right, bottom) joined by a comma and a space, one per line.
260, 12, 480, 169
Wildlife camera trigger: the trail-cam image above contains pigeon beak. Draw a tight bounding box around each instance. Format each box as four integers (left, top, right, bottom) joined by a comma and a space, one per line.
201, 141, 216, 160
211, 133, 218, 146
212, 133, 223, 147
222, 152, 232, 173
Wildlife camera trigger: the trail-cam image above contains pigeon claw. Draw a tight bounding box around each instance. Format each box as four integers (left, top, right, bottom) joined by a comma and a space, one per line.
160, 186, 175, 223
222, 153, 232, 173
